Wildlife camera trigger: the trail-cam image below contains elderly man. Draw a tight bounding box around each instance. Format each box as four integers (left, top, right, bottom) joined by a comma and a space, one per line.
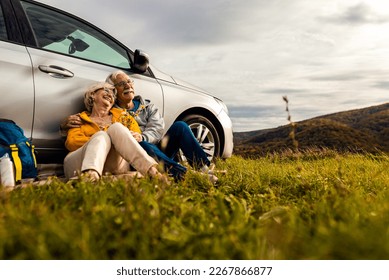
107, 70, 217, 182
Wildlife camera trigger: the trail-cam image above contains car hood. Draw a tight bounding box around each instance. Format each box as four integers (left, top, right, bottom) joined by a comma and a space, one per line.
172, 77, 211, 95
150, 65, 212, 96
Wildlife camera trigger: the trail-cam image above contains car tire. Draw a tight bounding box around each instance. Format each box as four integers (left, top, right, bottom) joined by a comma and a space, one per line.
181, 114, 220, 162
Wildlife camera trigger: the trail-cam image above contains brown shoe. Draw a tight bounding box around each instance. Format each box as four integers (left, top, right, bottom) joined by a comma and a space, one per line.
81, 170, 100, 182
147, 166, 171, 185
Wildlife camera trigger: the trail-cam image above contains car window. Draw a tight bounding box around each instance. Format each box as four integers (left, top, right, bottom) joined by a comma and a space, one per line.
20, 1, 131, 68
0, 5, 7, 41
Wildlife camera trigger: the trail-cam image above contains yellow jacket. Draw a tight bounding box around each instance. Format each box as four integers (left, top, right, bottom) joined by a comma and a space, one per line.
65, 108, 141, 152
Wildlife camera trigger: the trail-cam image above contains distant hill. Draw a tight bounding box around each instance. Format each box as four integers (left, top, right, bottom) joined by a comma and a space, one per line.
233, 103, 389, 157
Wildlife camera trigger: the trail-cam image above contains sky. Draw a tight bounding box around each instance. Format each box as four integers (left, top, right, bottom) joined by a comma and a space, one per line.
39, 0, 389, 132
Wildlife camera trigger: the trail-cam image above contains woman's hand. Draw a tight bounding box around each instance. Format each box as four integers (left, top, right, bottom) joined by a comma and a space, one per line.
131, 131, 143, 142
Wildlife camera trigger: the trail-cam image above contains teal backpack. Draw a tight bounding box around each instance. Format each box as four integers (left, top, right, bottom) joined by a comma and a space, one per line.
0, 119, 37, 182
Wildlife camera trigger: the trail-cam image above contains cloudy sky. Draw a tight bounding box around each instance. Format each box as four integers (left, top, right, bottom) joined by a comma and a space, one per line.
40, 0, 388, 132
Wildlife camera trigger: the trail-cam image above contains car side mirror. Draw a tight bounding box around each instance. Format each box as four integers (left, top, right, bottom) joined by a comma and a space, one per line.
67, 36, 89, 54
133, 49, 149, 73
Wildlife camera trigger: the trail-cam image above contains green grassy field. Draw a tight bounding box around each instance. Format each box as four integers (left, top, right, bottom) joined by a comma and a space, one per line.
1, 152, 389, 260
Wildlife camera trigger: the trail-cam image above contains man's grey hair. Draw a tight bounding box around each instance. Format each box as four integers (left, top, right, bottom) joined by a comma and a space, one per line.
105, 70, 128, 85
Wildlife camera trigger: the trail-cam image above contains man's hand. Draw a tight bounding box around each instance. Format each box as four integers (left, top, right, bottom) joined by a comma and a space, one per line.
60, 113, 82, 133
131, 131, 143, 142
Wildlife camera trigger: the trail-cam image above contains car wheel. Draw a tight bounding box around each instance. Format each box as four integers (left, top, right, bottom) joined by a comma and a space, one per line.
181, 114, 220, 162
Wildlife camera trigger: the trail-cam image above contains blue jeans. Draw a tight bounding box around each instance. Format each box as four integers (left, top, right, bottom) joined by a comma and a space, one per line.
161, 121, 210, 168
139, 141, 187, 181
140, 121, 211, 180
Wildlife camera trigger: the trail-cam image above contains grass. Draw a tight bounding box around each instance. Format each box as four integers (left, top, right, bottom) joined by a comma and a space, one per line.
1, 152, 389, 259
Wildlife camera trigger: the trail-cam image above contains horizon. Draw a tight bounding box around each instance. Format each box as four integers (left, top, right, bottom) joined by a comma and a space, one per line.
234, 101, 389, 133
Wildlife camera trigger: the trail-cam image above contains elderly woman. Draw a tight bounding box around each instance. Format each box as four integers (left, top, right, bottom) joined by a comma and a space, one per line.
64, 82, 163, 181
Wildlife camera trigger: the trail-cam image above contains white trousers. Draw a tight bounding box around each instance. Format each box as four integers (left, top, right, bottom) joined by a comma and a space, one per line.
64, 123, 157, 179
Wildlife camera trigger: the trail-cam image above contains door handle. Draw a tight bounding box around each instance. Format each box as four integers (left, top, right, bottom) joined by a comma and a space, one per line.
38, 65, 74, 78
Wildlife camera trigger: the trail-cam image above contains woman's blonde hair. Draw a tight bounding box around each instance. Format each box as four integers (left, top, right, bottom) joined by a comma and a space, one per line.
84, 82, 116, 112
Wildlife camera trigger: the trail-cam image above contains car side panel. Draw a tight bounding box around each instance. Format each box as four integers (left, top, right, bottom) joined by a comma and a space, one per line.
158, 79, 222, 130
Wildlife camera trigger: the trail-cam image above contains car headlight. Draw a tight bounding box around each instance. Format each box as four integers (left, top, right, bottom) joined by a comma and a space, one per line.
214, 97, 229, 115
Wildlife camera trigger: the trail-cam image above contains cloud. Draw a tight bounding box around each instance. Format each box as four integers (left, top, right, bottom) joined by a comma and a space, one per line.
119, 0, 270, 48
229, 105, 283, 118
322, 3, 389, 25
262, 88, 308, 94
309, 73, 365, 81
229, 105, 288, 131
373, 81, 389, 90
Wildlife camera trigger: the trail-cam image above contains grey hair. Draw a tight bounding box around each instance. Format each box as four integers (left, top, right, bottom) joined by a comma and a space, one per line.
105, 70, 128, 85
84, 82, 116, 112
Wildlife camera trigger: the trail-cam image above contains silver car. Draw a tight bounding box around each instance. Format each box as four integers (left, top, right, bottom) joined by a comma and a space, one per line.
0, 0, 233, 163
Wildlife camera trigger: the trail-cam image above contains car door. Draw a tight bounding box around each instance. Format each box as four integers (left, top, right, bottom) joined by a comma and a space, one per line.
0, 0, 34, 137
0, 42, 34, 138
19, 0, 163, 161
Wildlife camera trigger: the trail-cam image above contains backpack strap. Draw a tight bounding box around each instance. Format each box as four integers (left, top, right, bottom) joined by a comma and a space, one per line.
10, 144, 22, 182
26, 141, 37, 168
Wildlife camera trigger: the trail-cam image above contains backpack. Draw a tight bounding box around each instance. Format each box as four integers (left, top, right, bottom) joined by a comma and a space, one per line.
0, 119, 37, 182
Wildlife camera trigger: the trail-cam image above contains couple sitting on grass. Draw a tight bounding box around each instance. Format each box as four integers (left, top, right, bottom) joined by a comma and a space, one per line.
61, 70, 218, 183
